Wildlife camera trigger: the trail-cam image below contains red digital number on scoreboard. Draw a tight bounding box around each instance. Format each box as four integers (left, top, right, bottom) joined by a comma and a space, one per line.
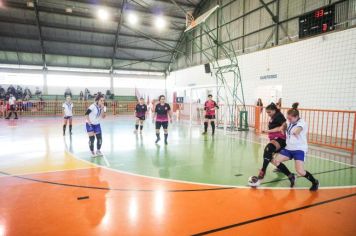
315, 9, 324, 18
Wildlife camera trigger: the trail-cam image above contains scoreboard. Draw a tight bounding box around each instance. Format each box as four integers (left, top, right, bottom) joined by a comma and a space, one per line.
299, 5, 335, 39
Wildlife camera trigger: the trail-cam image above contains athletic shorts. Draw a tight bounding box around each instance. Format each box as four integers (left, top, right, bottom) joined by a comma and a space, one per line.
136, 116, 146, 121
86, 123, 101, 134
270, 138, 286, 150
205, 115, 216, 119
279, 149, 305, 161
64, 116, 72, 120
156, 121, 168, 130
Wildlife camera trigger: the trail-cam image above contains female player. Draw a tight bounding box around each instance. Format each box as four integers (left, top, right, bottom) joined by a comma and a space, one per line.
256, 103, 295, 186
134, 98, 148, 134
153, 95, 172, 145
5, 94, 18, 119
272, 103, 319, 191
85, 94, 106, 157
202, 94, 219, 135
62, 96, 73, 135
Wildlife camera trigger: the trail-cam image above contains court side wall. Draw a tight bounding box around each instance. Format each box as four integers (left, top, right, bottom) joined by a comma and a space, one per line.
166, 28, 356, 110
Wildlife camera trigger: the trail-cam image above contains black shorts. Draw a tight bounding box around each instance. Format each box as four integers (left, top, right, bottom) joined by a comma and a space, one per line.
156, 121, 168, 129
205, 115, 216, 119
271, 138, 286, 151
136, 116, 146, 121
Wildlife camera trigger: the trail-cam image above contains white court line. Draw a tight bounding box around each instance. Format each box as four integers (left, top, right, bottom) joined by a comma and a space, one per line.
65, 150, 356, 190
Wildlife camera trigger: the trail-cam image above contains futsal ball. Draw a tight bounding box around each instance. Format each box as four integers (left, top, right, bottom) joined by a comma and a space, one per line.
248, 176, 260, 187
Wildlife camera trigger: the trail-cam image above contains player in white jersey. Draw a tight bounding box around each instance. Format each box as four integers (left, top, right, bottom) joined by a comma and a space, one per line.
85, 94, 106, 157
272, 103, 319, 191
5, 94, 18, 119
62, 96, 73, 135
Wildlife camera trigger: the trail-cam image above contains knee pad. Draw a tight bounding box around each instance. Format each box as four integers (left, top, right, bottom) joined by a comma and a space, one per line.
263, 143, 276, 161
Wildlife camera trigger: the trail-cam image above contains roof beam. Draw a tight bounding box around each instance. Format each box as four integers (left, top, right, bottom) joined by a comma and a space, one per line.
111, 0, 126, 72
33, 1, 46, 69
0, 16, 179, 43
3, 1, 185, 31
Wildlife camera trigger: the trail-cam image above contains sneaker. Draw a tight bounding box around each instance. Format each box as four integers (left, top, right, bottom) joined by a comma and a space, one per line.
155, 137, 160, 144
310, 180, 319, 191
14, 117, 18, 119
288, 173, 296, 188
202, 132, 207, 135
164, 140, 168, 145
5, 117, 9, 119
258, 169, 265, 180
273, 168, 281, 173
96, 150, 103, 156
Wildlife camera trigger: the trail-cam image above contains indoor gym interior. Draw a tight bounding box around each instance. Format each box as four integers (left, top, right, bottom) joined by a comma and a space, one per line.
0, 0, 355, 236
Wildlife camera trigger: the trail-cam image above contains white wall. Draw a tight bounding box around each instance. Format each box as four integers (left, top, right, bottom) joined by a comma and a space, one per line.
167, 28, 356, 110
0, 69, 166, 98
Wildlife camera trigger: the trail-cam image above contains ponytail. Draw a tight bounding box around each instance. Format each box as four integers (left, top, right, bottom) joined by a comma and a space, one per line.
288, 102, 300, 117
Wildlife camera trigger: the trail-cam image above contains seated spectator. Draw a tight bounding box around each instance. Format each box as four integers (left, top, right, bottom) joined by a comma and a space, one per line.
64, 87, 72, 98
105, 90, 114, 100
16, 85, 23, 99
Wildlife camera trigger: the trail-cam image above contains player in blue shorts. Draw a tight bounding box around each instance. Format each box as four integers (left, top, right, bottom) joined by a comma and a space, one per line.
62, 96, 73, 135
272, 103, 319, 191
85, 94, 106, 157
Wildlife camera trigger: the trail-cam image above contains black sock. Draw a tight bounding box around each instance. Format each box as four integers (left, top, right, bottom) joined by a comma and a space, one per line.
135, 124, 139, 130
211, 121, 215, 134
304, 171, 316, 183
204, 122, 208, 132
69, 125, 72, 133
262, 143, 276, 172
164, 133, 168, 142
140, 125, 143, 130
277, 163, 292, 177
96, 133, 102, 150
63, 124, 66, 134
156, 133, 160, 140
89, 136, 95, 152
14, 112, 18, 118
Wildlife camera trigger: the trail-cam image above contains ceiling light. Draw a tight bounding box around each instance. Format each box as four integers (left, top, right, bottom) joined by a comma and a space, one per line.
65, 7, 73, 13
127, 12, 138, 25
27, 1, 34, 8
155, 16, 166, 30
97, 9, 109, 21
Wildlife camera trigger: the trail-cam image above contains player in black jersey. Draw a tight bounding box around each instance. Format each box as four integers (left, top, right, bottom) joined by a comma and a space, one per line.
134, 98, 148, 134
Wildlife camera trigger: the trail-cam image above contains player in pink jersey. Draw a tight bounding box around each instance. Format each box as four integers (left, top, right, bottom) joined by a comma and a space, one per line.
153, 95, 173, 145
202, 94, 219, 135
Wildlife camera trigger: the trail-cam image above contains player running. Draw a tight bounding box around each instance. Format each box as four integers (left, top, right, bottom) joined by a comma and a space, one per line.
153, 95, 172, 145
62, 96, 73, 135
272, 103, 319, 191
202, 94, 219, 135
134, 98, 148, 134
255, 103, 295, 186
85, 94, 106, 157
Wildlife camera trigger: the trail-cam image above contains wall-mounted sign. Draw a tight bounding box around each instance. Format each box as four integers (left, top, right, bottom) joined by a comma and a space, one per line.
260, 74, 278, 80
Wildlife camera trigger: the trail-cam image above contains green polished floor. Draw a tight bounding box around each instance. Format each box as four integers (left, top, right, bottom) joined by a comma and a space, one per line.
68, 118, 356, 188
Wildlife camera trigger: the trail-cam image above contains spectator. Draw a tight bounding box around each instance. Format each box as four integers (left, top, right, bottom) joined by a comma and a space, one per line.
35, 87, 42, 97
79, 91, 84, 101
64, 87, 72, 98
24, 87, 32, 98
16, 85, 23, 99
0, 85, 5, 99
84, 88, 91, 100
276, 98, 282, 110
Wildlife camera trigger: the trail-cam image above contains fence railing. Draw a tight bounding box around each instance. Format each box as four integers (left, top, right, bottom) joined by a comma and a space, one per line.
176, 103, 356, 155
0, 100, 137, 117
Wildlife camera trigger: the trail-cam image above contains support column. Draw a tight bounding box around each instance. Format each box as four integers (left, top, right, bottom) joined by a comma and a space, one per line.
43, 69, 48, 95
110, 72, 114, 93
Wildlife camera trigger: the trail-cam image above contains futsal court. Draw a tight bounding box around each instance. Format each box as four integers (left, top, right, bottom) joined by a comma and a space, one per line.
0, 0, 356, 235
